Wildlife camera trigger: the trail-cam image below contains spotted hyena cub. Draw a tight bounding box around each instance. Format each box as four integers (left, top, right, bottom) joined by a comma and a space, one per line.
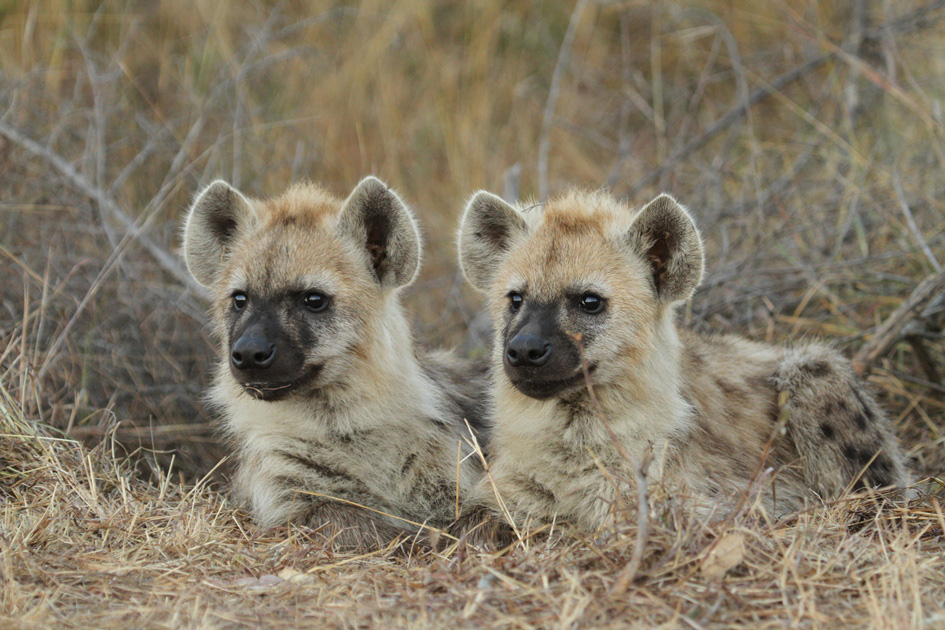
453, 189, 910, 543
182, 176, 488, 548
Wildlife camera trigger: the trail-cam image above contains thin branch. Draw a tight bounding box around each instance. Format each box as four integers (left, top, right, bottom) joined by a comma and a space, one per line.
0, 120, 205, 296
627, 0, 945, 198
893, 170, 941, 271
852, 267, 945, 373
538, 0, 590, 202
628, 53, 831, 197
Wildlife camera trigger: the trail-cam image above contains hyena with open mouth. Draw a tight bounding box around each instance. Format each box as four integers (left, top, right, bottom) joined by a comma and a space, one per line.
182, 176, 489, 548
452, 189, 910, 546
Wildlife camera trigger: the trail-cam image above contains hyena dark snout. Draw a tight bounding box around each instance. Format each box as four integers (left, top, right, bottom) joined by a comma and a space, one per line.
228, 308, 310, 401
506, 333, 551, 367
503, 303, 585, 400
230, 333, 276, 370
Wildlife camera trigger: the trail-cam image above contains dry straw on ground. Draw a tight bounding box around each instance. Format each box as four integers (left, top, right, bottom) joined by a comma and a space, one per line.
2, 1, 945, 627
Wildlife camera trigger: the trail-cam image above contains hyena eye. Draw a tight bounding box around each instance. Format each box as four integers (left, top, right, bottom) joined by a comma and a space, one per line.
579, 293, 605, 314
303, 291, 330, 312
508, 291, 523, 312
232, 292, 248, 311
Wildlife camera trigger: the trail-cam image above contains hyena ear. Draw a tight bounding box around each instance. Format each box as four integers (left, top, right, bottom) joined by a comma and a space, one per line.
626, 194, 704, 303
338, 176, 421, 289
458, 191, 528, 291
182, 180, 256, 287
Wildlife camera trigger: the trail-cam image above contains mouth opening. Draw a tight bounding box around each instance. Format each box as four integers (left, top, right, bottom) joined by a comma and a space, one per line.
238, 364, 323, 401
508, 364, 597, 400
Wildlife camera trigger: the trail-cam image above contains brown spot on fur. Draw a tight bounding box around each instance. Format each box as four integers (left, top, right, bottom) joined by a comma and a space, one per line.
865, 455, 894, 486
854, 413, 868, 430
276, 450, 353, 483
687, 348, 706, 370
820, 422, 835, 439
400, 452, 418, 476
514, 476, 557, 505
714, 376, 743, 400
842, 444, 881, 470
801, 361, 831, 378
546, 211, 601, 236
352, 343, 369, 361
559, 395, 593, 431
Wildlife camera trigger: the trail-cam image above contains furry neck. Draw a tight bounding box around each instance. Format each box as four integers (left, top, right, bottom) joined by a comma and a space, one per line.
595, 309, 690, 439
317, 294, 438, 427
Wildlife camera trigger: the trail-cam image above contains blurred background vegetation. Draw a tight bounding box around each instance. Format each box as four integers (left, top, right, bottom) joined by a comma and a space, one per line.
1, 0, 943, 481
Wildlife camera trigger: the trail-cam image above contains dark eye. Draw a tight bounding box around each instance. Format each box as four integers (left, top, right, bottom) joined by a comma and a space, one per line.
303, 291, 330, 312
232, 292, 248, 311
508, 292, 523, 312
579, 293, 605, 314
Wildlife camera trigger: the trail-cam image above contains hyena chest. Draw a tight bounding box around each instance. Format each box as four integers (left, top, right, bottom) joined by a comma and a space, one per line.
285, 428, 458, 522
498, 422, 629, 527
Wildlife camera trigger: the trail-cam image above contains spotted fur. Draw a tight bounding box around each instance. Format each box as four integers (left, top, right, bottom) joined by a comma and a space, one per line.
454, 189, 911, 541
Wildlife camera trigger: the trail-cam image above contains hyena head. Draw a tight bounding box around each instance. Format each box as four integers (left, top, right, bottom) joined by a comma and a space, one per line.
458, 190, 703, 400
182, 176, 420, 401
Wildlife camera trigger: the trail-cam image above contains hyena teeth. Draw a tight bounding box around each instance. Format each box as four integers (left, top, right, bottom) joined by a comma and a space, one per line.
182, 176, 491, 549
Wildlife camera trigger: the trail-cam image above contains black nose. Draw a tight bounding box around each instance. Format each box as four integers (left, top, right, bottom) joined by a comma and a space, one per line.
231, 335, 277, 370
506, 333, 552, 367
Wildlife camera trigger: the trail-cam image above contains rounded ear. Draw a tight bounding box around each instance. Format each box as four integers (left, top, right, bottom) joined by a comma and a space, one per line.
182, 180, 256, 287
338, 176, 421, 289
626, 193, 704, 303
457, 191, 528, 291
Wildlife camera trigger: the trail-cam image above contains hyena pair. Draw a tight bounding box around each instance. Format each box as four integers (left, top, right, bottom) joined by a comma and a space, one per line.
182, 178, 910, 549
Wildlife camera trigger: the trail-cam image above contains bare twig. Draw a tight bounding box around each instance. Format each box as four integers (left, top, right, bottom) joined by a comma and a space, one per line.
628, 53, 831, 197
538, 0, 589, 202
852, 267, 945, 373
0, 120, 204, 296
893, 170, 941, 272
628, 0, 945, 198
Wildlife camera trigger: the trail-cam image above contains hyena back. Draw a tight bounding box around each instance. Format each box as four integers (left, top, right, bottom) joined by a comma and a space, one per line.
453, 189, 910, 541
182, 176, 488, 548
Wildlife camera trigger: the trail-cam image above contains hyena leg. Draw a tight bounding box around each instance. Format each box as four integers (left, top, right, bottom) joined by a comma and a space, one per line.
773, 344, 911, 498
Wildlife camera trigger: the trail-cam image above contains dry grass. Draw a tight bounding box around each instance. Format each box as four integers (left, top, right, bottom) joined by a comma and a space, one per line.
2, 0, 945, 626
2, 372, 944, 627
